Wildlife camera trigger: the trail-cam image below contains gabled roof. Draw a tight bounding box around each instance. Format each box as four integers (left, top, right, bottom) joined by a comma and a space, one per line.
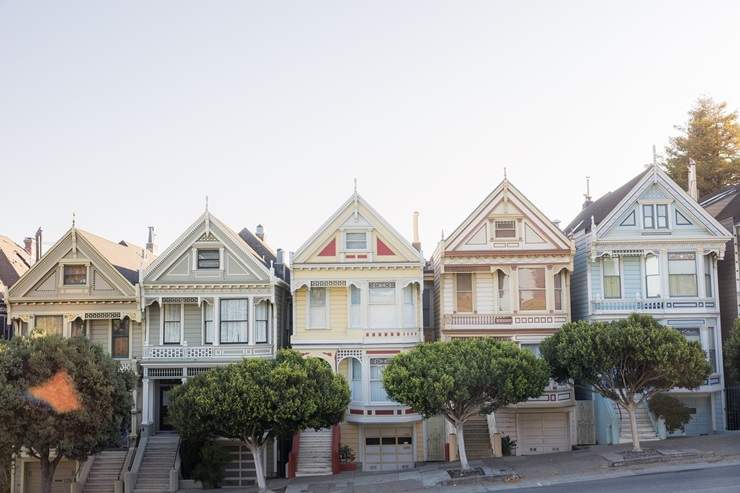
565, 169, 649, 235
701, 184, 740, 222
238, 228, 290, 282
293, 192, 424, 265
0, 236, 31, 289
77, 229, 150, 284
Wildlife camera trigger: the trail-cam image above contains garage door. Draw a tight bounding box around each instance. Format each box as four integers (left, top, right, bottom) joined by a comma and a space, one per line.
518, 413, 570, 455
680, 396, 712, 436
24, 460, 75, 493
364, 426, 414, 472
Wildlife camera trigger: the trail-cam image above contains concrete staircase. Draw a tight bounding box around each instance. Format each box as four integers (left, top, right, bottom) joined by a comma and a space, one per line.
83, 449, 127, 493
614, 401, 660, 444
133, 432, 180, 493
463, 415, 493, 459
295, 428, 333, 477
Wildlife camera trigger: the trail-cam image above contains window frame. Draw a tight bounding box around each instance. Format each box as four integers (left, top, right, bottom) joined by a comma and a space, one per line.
668, 252, 698, 298
163, 304, 182, 345
255, 300, 269, 344
349, 285, 362, 329
704, 255, 713, 298
602, 257, 622, 299
493, 220, 517, 239
219, 298, 249, 344
63, 264, 87, 286
518, 267, 547, 311
197, 249, 220, 270
497, 271, 509, 312
34, 315, 64, 336
203, 303, 214, 345
645, 254, 661, 298
402, 284, 416, 328
309, 287, 328, 329
642, 204, 655, 229
369, 358, 392, 402
111, 318, 130, 360
455, 273, 474, 313
344, 231, 368, 251
656, 204, 669, 229
554, 271, 563, 310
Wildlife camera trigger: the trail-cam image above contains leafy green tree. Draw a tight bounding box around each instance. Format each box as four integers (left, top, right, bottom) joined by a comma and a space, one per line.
169, 349, 350, 491
382, 339, 549, 471
0, 336, 134, 493
541, 314, 710, 452
648, 393, 692, 433
725, 318, 740, 384
663, 97, 740, 197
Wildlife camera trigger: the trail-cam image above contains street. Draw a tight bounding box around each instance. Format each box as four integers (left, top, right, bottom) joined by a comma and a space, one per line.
502, 465, 740, 493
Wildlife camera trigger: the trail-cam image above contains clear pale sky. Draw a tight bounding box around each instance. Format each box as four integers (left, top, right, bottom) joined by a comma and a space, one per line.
2, 1, 739, 259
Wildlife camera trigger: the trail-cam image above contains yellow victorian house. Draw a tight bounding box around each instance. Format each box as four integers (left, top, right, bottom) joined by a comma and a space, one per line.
289, 190, 428, 475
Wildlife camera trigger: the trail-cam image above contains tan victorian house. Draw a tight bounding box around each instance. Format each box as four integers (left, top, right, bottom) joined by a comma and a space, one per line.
6, 224, 153, 493
431, 178, 576, 457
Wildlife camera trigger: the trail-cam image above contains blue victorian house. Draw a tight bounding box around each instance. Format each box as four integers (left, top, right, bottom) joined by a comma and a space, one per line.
565, 164, 732, 444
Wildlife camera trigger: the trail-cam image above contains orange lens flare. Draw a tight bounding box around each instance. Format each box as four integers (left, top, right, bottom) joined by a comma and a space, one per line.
28, 370, 82, 413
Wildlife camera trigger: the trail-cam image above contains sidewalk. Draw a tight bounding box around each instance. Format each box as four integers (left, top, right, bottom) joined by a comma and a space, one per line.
284, 433, 740, 493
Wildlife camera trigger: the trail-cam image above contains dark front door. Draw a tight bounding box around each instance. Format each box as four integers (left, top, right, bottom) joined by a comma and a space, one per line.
159, 383, 175, 431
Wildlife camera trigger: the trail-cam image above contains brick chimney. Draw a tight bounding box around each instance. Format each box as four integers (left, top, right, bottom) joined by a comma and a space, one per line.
256, 224, 265, 242
23, 237, 33, 256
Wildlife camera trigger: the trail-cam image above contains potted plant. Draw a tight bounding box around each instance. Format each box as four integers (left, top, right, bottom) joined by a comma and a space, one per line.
339, 445, 357, 471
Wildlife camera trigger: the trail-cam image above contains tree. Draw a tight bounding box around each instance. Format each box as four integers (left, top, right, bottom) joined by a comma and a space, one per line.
724, 318, 740, 384
169, 349, 350, 491
382, 339, 549, 471
663, 97, 740, 197
541, 314, 710, 452
0, 335, 134, 493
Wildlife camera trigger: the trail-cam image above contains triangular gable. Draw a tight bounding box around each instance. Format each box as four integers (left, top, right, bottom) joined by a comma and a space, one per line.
143, 211, 273, 284
445, 179, 573, 252
596, 166, 732, 240
8, 228, 138, 300
294, 193, 424, 264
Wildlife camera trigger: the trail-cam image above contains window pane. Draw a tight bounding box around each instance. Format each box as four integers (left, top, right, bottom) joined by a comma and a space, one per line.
521, 343, 541, 358
35, 316, 63, 335
220, 299, 248, 343
646, 274, 661, 298
498, 273, 509, 312
310, 288, 326, 306
346, 232, 367, 250
519, 269, 545, 289
111, 319, 129, 358
457, 292, 473, 312
656, 205, 668, 228
165, 304, 181, 322
204, 304, 214, 343
63, 265, 87, 285
704, 256, 713, 297
602, 257, 619, 276
670, 274, 697, 297
643, 205, 654, 228
350, 285, 361, 305
370, 286, 395, 304
310, 288, 327, 328
519, 290, 546, 310
494, 220, 516, 238
604, 276, 621, 298
645, 255, 660, 275
71, 318, 86, 337
456, 273, 472, 291
350, 287, 362, 328
197, 249, 220, 269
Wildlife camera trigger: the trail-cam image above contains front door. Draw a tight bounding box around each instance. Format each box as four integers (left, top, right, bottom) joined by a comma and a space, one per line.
159, 384, 175, 431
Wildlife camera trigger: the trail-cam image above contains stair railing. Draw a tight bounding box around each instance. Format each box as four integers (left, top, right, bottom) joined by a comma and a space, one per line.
169, 437, 182, 493
124, 426, 150, 493
115, 444, 136, 493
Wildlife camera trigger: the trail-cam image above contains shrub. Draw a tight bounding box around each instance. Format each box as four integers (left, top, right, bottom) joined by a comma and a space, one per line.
649, 393, 692, 433
192, 441, 230, 489
501, 435, 516, 456
339, 445, 355, 464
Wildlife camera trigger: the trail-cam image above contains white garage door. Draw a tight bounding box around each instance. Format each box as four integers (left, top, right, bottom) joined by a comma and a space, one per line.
24, 460, 75, 493
364, 426, 414, 472
518, 413, 570, 455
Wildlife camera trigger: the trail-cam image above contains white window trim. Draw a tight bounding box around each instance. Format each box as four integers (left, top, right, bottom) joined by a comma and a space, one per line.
490, 218, 518, 240
643, 253, 662, 299
341, 228, 371, 252
348, 283, 363, 329
308, 287, 330, 329
638, 200, 673, 231
59, 261, 91, 287
109, 318, 132, 360
667, 251, 699, 298
601, 256, 623, 300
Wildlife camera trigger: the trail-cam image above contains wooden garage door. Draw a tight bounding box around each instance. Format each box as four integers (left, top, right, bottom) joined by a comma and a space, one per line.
24, 460, 75, 493
518, 413, 570, 455
363, 426, 414, 472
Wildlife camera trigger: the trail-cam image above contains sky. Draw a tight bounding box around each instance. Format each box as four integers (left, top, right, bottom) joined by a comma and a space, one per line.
2, 1, 740, 260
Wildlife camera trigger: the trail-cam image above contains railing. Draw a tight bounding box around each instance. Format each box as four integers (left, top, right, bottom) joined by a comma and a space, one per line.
591, 297, 716, 312
331, 424, 341, 475
444, 313, 568, 328
286, 432, 301, 479
124, 426, 150, 493
169, 438, 181, 493
70, 455, 95, 493
143, 344, 274, 360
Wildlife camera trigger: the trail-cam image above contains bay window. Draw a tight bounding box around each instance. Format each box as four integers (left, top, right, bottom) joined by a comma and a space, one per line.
370, 358, 391, 402
220, 299, 248, 343
519, 268, 546, 310
645, 254, 661, 297
497, 272, 509, 311
369, 282, 395, 328
349, 358, 362, 400
163, 304, 181, 344
349, 285, 361, 328
111, 319, 129, 359
255, 301, 268, 343
309, 288, 327, 328
455, 273, 473, 312
668, 252, 697, 297
602, 257, 621, 299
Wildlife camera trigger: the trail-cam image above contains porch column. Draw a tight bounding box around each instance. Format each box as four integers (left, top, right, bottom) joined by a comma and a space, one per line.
142, 377, 151, 425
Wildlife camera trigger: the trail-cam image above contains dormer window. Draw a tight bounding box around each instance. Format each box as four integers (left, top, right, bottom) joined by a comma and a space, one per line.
197, 249, 220, 269
642, 204, 669, 230
493, 220, 516, 239
345, 232, 368, 250
63, 265, 87, 285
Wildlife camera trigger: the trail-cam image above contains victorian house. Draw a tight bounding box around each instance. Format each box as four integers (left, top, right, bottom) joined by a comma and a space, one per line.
288, 191, 427, 474
6, 225, 152, 493
134, 211, 290, 489
431, 178, 577, 457
0, 235, 32, 339
565, 164, 732, 443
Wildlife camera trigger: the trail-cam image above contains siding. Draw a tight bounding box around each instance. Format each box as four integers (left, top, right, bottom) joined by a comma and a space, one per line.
294, 289, 307, 334
329, 287, 348, 333
570, 232, 591, 321
590, 258, 602, 301
415, 421, 424, 460
622, 256, 642, 299
89, 319, 109, 353
183, 304, 202, 346
442, 276, 454, 314
718, 220, 738, 342
132, 321, 143, 358
494, 408, 518, 444
475, 273, 494, 314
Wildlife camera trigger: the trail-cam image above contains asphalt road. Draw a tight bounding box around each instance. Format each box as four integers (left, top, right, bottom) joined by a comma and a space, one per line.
501, 465, 740, 493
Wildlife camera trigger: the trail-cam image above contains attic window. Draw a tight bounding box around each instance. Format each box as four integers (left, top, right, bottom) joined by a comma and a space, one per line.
197, 249, 220, 269
493, 220, 516, 239
63, 265, 87, 285
345, 232, 368, 250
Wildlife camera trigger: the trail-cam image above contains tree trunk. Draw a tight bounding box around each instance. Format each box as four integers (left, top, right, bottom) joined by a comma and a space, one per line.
626, 403, 641, 452
247, 441, 267, 491
455, 421, 470, 471
39, 455, 57, 493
